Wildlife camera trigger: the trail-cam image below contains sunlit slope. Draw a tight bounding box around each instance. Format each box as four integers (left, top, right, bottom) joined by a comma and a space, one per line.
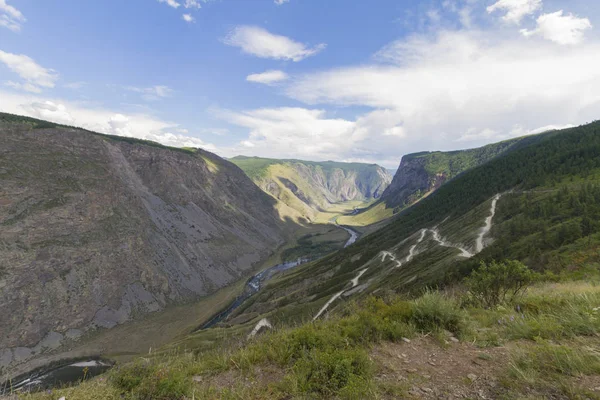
220, 122, 600, 325
230, 156, 392, 221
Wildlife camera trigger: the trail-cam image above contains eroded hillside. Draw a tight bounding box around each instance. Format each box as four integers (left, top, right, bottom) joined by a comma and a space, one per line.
230, 156, 392, 221
0, 114, 291, 371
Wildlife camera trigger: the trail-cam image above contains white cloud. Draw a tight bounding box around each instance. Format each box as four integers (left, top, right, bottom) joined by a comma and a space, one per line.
274, 0, 290, 5
0, 90, 217, 151
0, 51, 58, 93
521, 10, 592, 45
184, 0, 201, 8
246, 70, 289, 85
5, 81, 42, 93
264, 30, 600, 164
223, 26, 326, 62
0, 0, 25, 32
182, 13, 195, 23
216, 107, 359, 160
125, 85, 174, 101
158, 0, 180, 9
487, 0, 542, 24
23, 101, 75, 124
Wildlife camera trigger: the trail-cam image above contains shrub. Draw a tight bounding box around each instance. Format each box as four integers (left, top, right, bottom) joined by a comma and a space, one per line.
291, 348, 372, 397
111, 361, 155, 392
466, 260, 536, 308
410, 291, 467, 335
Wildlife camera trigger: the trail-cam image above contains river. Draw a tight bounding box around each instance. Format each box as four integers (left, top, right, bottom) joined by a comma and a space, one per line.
198, 223, 359, 330
3, 224, 359, 393
1, 359, 113, 395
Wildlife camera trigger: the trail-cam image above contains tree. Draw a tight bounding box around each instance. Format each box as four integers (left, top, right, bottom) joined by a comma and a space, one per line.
465, 260, 536, 308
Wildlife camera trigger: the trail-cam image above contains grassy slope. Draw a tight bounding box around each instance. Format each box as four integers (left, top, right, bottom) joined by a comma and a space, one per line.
12, 119, 600, 398
21, 280, 600, 399
338, 135, 539, 227
230, 156, 390, 222
209, 121, 600, 331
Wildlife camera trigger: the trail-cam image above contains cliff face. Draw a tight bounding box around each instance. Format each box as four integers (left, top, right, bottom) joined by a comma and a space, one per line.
380, 156, 447, 210
0, 117, 286, 369
230, 157, 392, 220
381, 139, 524, 211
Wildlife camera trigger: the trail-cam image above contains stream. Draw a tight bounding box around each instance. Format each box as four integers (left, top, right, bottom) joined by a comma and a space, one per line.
1, 359, 113, 395
198, 223, 360, 330
3, 224, 359, 393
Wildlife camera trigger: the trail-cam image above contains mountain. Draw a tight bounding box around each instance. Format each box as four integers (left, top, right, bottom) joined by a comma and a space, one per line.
218, 122, 600, 327
230, 156, 392, 221
339, 136, 534, 227
381, 138, 527, 211
0, 113, 290, 371
28, 121, 600, 399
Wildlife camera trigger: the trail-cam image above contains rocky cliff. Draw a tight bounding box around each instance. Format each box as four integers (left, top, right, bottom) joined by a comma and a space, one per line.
0, 114, 287, 370
381, 139, 524, 211
230, 157, 392, 220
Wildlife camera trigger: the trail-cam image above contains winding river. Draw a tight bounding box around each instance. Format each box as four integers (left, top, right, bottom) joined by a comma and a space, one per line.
1, 359, 113, 395
198, 223, 359, 330
3, 223, 359, 394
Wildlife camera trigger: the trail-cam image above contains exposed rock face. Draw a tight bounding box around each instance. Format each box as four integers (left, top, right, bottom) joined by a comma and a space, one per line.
0, 120, 286, 369
382, 139, 523, 211
380, 156, 446, 210
231, 157, 392, 219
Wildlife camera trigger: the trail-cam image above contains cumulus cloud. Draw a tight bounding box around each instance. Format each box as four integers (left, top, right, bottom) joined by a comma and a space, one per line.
487, 0, 542, 24
258, 29, 600, 165
0, 90, 217, 151
0, 0, 25, 32
23, 101, 74, 124
158, 0, 181, 9
274, 0, 290, 5
246, 70, 289, 85
224, 26, 326, 62
216, 107, 357, 159
0, 51, 58, 93
184, 0, 202, 8
521, 11, 592, 45
182, 13, 195, 23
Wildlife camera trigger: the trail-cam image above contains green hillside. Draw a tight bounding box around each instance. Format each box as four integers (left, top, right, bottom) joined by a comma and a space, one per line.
214, 121, 600, 330
230, 156, 392, 221
338, 134, 538, 227
15, 121, 600, 399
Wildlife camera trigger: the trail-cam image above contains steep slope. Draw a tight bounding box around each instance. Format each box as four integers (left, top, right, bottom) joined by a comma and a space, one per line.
230, 156, 392, 221
215, 121, 600, 327
0, 113, 289, 370
381, 138, 525, 211
338, 137, 528, 227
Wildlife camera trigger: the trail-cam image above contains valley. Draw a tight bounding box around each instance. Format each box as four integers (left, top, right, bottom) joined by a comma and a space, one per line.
3, 115, 600, 399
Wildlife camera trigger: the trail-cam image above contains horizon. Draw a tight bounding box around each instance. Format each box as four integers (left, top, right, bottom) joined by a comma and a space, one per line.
0, 0, 599, 168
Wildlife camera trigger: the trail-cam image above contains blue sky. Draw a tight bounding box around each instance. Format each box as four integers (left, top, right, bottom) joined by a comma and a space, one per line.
1, 0, 600, 167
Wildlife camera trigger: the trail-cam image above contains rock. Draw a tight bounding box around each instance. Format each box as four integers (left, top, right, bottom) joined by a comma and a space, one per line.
467, 373, 478, 382
421, 387, 433, 393
402, 337, 411, 343
0, 123, 288, 363
58, 397, 66, 400
192, 376, 203, 383
450, 337, 460, 343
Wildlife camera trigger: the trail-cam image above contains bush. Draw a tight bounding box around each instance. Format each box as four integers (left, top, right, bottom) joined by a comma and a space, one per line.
410, 291, 467, 335
466, 260, 536, 308
111, 361, 155, 392
291, 348, 372, 397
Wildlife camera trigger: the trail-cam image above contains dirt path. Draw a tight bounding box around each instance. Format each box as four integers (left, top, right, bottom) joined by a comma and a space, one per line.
372, 337, 509, 399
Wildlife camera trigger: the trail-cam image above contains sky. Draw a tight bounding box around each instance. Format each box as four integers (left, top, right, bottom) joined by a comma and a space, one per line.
1, 0, 599, 168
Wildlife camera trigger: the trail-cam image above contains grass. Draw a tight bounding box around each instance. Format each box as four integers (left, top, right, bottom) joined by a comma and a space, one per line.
15, 280, 600, 399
